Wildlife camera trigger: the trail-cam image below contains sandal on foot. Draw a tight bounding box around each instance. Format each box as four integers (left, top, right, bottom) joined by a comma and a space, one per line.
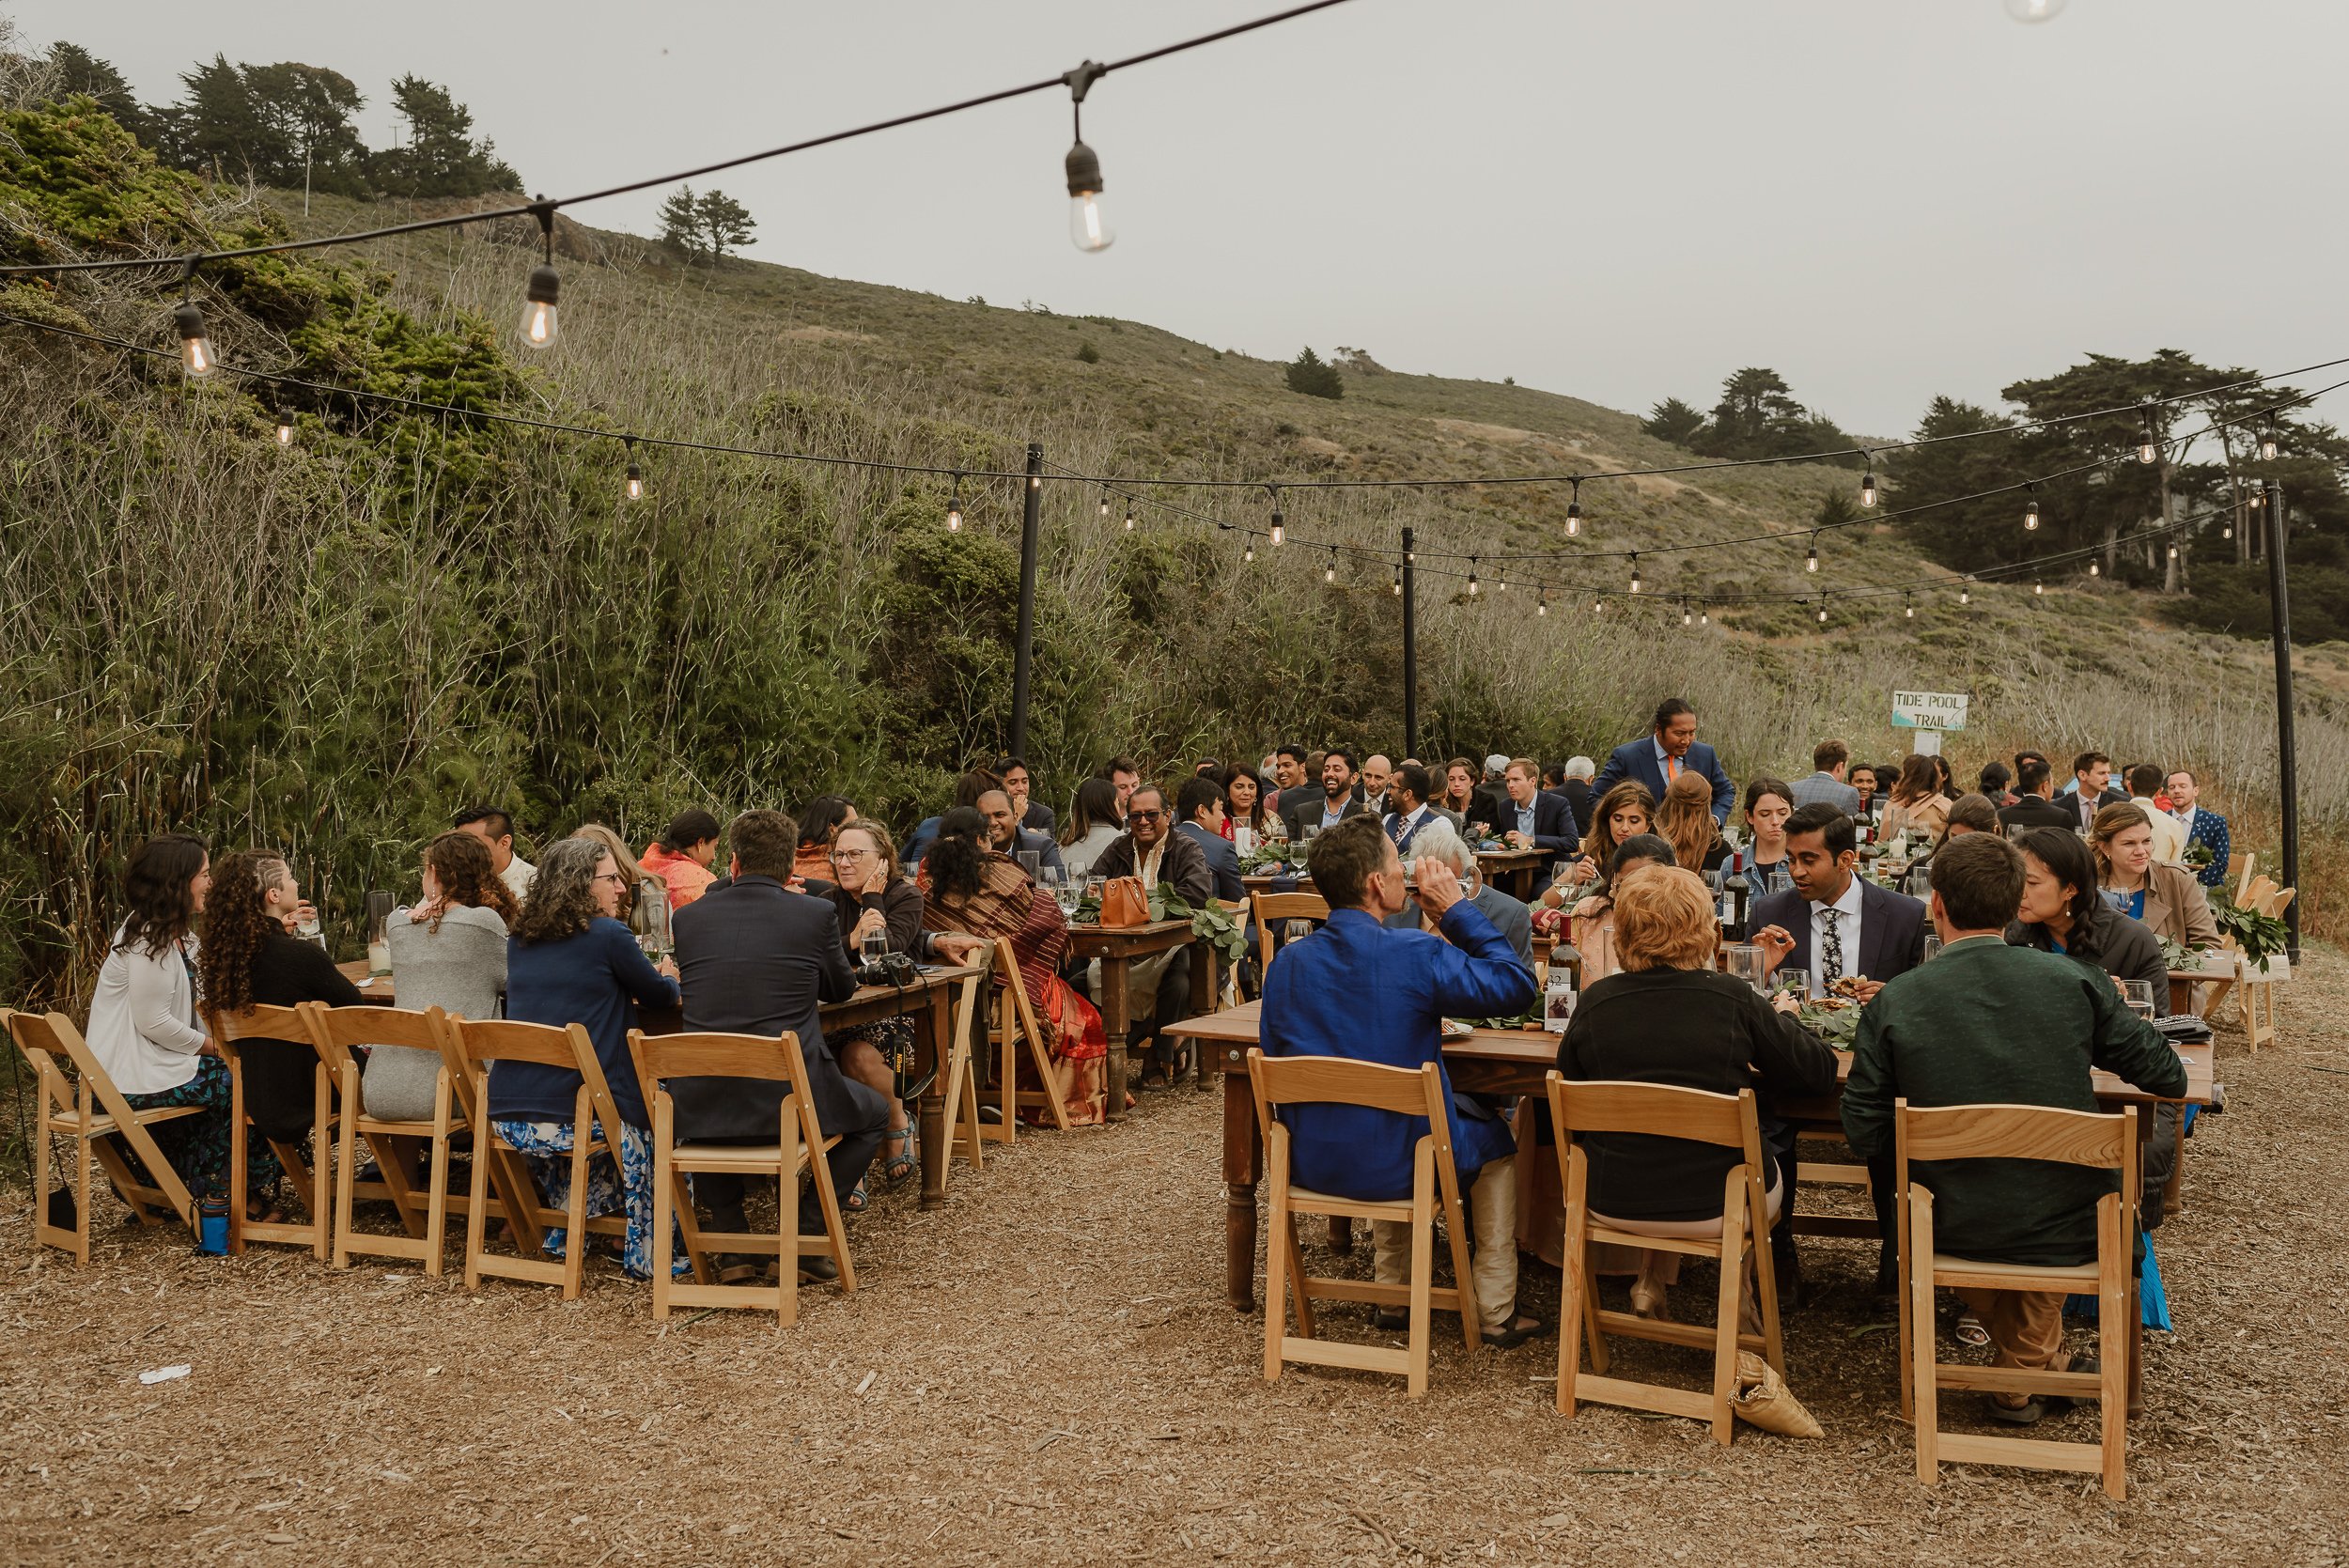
1955, 1312, 1990, 1348
1485, 1312, 1553, 1350
842, 1180, 868, 1214
880, 1126, 918, 1184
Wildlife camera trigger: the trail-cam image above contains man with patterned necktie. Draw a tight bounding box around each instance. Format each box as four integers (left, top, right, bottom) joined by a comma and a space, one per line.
1381, 764, 1447, 854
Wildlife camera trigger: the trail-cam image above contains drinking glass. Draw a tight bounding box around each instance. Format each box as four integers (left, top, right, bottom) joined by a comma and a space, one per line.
631, 879, 673, 959
1552, 861, 1571, 890
294, 906, 324, 949
1302, 824, 1320, 843
861, 928, 890, 966
1085, 875, 1105, 902
2121, 979, 2156, 1023
1234, 824, 1255, 859
1724, 943, 1767, 994
1054, 878, 1082, 918
365, 890, 394, 976
1921, 933, 1944, 963
1017, 849, 1042, 880
1774, 970, 1812, 1004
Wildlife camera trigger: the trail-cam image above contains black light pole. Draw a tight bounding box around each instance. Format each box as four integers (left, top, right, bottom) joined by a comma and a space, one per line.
1400, 524, 1419, 760
2263, 476, 2302, 961
1008, 442, 1044, 758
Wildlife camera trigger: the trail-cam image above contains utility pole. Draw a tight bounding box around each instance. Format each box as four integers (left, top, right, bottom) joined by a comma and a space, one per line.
2263, 477, 2301, 961
1401, 525, 1418, 761
1008, 443, 1044, 758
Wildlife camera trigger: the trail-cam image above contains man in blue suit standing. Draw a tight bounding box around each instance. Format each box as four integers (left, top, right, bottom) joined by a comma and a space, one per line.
2165, 768, 2232, 890
1261, 815, 1548, 1348
1593, 697, 1735, 824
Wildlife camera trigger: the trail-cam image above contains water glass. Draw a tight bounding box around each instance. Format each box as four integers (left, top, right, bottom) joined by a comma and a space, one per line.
1017, 849, 1041, 880
861, 928, 890, 966
1921, 933, 1944, 963
1775, 970, 1812, 1003
1724, 943, 1767, 995
2121, 979, 2156, 1022
294, 907, 324, 949
365, 889, 394, 976
1302, 824, 1320, 843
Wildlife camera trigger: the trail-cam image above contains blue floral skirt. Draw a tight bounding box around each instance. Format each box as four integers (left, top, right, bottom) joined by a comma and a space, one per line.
490, 1117, 688, 1281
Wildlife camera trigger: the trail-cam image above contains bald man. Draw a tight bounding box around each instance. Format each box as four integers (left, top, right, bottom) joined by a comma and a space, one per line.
1361, 753, 1394, 815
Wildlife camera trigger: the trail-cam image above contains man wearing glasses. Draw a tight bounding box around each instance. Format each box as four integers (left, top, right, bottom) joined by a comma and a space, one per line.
1086, 784, 1218, 1084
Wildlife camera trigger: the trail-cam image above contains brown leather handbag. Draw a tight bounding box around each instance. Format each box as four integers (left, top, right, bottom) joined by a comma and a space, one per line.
1099, 876, 1151, 927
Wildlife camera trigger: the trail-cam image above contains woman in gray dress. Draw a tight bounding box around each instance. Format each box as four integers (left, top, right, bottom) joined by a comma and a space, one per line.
374, 831, 515, 1120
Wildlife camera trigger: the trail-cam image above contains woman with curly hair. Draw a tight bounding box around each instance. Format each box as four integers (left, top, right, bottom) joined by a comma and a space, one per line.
374, 831, 518, 1122
1656, 768, 1730, 876
920, 806, 1112, 1125
197, 850, 364, 1143
491, 836, 682, 1281
88, 835, 277, 1203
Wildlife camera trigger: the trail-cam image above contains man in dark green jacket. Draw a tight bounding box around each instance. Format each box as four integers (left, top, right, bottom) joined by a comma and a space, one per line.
1842, 833, 2186, 1420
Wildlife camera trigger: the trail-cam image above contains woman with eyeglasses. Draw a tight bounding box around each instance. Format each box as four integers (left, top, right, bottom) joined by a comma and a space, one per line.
493, 837, 683, 1280
809, 819, 925, 1205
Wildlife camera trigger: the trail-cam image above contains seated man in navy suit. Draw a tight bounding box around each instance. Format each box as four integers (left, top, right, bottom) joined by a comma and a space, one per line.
1747, 800, 1931, 1294
1381, 763, 1449, 853
1496, 756, 1579, 857
1593, 697, 1736, 824
1172, 774, 1246, 904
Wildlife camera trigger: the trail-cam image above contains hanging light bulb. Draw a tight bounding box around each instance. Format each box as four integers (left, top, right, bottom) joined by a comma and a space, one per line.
2248, 489, 2263, 509
623, 442, 645, 503
1681, 601, 1692, 628
1592, 598, 1605, 614
1960, 582, 1971, 605
2024, 490, 2040, 531
946, 472, 964, 533
1565, 479, 1583, 538
1244, 540, 1255, 564
2089, 559, 2101, 577
1628, 553, 1641, 595
1860, 469, 1878, 508
1497, 569, 1509, 594
174, 300, 216, 380
2137, 404, 2159, 465
520, 201, 560, 349
1468, 559, 1481, 597
2167, 541, 2178, 560
1805, 535, 1819, 573
1699, 606, 1710, 627
1325, 550, 1337, 584
1817, 598, 1828, 625
2222, 520, 2233, 541
1392, 566, 1402, 596
1267, 485, 1284, 547
1537, 590, 1548, 617
273, 408, 294, 446
1063, 62, 1113, 253
1099, 492, 1112, 518
1905, 594, 1914, 619
1124, 506, 1136, 532
2033, 578, 2045, 596
2260, 424, 2280, 461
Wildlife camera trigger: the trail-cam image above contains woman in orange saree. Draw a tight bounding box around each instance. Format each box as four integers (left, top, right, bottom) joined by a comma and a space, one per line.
918, 808, 1112, 1125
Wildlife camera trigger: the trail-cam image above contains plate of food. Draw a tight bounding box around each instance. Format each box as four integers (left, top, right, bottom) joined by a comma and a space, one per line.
1440, 1018, 1478, 1039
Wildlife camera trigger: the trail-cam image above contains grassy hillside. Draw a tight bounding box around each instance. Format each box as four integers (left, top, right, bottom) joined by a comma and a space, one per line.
4, 104, 2342, 1033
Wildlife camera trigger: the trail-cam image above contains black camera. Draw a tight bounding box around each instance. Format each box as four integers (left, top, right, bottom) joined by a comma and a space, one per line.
856, 951, 919, 988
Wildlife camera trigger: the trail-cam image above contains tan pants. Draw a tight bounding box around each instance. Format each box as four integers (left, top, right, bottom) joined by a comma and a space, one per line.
1592, 1176, 1784, 1327
1953, 1287, 2068, 1404
1371, 1155, 1517, 1332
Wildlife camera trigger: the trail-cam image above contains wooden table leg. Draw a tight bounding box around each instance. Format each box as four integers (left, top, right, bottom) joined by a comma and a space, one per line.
1102, 955, 1131, 1123
1187, 944, 1216, 1090
918, 982, 950, 1212
2127, 1110, 2151, 1419
1221, 1059, 1261, 1312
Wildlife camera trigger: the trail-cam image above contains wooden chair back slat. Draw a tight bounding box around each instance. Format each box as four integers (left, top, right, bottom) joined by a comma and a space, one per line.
1901, 1101, 2128, 1169
308, 1003, 443, 1057
210, 1002, 316, 1048
1251, 892, 1330, 974
1553, 1079, 1752, 1151
1248, 1048, 1450, 1122
451, 1017, 586, 1072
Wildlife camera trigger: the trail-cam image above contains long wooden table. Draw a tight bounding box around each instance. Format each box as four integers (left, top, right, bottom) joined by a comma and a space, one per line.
1063, 919, 1213, 1119
1474, 846, 1549, 902
1167, 999, 2214, 1412
336, 958, 986, 1212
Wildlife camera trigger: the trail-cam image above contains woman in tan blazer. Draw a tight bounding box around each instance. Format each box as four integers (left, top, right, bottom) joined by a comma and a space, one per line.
2092, 802, 2220, 949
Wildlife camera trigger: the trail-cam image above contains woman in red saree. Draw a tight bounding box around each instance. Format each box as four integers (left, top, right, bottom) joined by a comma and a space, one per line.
917, 808, 1112, 1125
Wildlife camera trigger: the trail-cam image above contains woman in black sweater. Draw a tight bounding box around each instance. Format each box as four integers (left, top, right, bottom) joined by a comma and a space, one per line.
196, 851, 364, 1148
811, 819, 926, 1203
1556, 864, 1836, 1319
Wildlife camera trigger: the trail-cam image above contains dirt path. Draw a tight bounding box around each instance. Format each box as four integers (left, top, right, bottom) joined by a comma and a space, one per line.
7, 956, 2348, 1565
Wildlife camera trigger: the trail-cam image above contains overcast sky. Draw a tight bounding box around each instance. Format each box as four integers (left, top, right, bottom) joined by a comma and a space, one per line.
16, 0, 2341, 434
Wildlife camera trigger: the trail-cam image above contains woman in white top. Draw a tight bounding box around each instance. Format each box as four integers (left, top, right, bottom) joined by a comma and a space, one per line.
376, 831, 516, 1121
86, 834, 281, 1202
1056, 777, 1126, 880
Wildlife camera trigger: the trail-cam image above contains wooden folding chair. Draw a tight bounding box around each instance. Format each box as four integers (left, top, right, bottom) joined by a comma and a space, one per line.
980, 937, 1069, 1141
1247, 1047, 1483, 1398
6, 1010, 198, 1263
626, 1028, 857, 1326
936, 960, 988, 1183
432, 1009, 546, 1259
1251, 892, 1330, 976
1898, 1099, 2136, 1500
448, 1017, 628, 1298
303, 1002, 473, 1275
1548, 1074, 1783, 1446
210, 1004, 336, 1260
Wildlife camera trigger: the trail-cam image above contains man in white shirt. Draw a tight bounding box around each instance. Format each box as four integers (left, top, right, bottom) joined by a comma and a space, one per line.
2123, 764, 2186, 864
456, 807, 535, 902
1382, 763, 1445, 852
1359, 753, 1393, 815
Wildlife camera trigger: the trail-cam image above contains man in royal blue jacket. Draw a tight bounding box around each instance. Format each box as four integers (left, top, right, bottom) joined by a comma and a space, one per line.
1261, 815, 1548, 1347
1592, 697, 1736, 823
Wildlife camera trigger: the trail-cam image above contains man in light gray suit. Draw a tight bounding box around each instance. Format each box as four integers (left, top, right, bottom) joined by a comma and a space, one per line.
1382, 818, 1532, 966
1789, 738, 1863, 815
